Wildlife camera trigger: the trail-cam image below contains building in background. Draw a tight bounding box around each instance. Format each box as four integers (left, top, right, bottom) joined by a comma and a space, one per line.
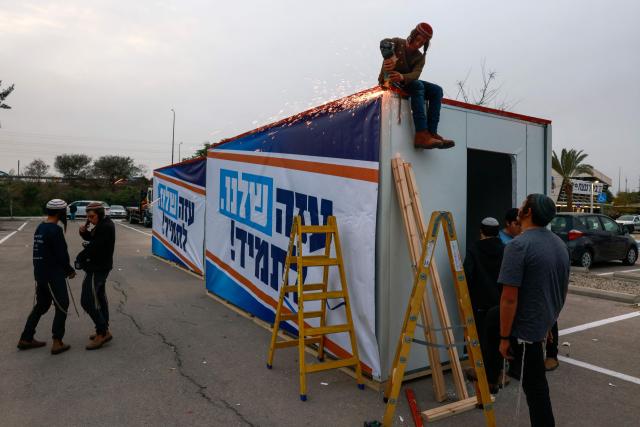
551, 167, 612, 212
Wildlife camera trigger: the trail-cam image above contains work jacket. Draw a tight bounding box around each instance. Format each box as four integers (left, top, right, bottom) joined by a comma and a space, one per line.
378, 37, 426, 86
78, 217, 115, 272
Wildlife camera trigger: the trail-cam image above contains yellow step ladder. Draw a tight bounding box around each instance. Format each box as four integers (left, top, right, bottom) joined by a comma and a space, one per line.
381, 158, 496, 426
266, 215, 364, 401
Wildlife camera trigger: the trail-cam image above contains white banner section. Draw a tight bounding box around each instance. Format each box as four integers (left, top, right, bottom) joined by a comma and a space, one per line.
152, 171, 206, 275
205, 151, 381, 378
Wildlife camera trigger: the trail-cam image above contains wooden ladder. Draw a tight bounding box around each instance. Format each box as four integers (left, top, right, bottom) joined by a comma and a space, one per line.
382, 158, 496, 426
266, 215, 364, 401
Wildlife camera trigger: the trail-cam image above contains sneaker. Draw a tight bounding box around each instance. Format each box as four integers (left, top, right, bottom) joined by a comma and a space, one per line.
51, 339, 70, 355
544, 358, 559, 371
17, 339, 46, 350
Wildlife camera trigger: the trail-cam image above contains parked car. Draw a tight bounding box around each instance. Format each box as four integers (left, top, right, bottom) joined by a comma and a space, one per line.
550, 213, 638, 269
616, 214, 640, 233
67, 200, 111, 218
109, 204, 127, 219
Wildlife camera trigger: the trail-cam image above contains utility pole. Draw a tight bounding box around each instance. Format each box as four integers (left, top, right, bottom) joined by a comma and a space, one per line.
618, 167, 621, 195
171, 108, 176, 164
17, 160, 20, 176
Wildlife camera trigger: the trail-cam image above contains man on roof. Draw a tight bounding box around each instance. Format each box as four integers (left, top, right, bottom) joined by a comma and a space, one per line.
378, 23, 455, 150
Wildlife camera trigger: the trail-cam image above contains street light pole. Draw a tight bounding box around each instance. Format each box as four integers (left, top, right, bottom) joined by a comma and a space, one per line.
171, 108, 176, 164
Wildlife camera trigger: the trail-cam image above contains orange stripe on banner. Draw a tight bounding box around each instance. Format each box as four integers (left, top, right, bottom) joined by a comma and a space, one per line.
153, 172, 206, 195
208, 151, 379, 183
153, 231, 203, 275
205, 250, 372, 374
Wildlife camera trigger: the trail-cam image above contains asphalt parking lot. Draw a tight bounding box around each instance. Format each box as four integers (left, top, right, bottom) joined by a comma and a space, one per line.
1, 218, 639, 426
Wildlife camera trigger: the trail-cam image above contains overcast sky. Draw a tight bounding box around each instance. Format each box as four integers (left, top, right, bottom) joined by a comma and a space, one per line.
1, 1, 639, 192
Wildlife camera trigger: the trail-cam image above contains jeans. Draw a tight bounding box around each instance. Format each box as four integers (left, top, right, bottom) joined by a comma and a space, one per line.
404, 80, 443, 133
81, 270, 110, 335
21, 276, 69, 341
510, 339, 556, 427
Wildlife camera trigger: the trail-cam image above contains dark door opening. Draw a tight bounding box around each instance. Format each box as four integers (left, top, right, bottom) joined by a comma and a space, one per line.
466, 149, 514, 246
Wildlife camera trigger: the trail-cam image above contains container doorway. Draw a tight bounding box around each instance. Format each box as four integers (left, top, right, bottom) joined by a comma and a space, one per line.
466, 149, 515, 246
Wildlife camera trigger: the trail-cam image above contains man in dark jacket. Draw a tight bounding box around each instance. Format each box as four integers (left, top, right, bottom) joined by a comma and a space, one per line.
18, 199, 76, 355
78, 201, 115, 350
379, 22, 455, 150
463, 217, 504, 391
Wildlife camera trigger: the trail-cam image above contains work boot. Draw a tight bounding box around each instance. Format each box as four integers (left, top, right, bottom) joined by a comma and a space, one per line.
414, 131, 442, 149
432, 133, 456, 149
544, 357, 559, 371
89, 330, 112, 343
17, 338, 46, 350
86, 331, 112, 350
51, 339, 70, 355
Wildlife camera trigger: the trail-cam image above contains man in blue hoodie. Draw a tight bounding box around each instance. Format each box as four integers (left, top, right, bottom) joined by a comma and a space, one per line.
18, 199, 76, 355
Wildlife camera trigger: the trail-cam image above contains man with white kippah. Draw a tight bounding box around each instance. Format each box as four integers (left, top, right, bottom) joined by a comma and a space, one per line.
463, 216, 505, 393
18, 199, 76, 355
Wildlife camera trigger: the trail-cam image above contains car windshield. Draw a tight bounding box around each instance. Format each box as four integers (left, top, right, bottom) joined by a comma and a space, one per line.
618, 215, 634, 220
111, 205, 124, 210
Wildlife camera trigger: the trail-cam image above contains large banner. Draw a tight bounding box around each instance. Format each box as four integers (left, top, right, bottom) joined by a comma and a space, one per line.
205, 93, 382, 377
152, 158, 206, 275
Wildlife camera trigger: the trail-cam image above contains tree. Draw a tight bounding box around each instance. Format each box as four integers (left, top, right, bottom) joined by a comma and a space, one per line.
455, 60, 517, 111
23, 159, 50, 178
189, 141, 213, 159
552, 148, 594, 212
54, 154, 92, 178
0, 81, 15, 110
92, 155, 143, 184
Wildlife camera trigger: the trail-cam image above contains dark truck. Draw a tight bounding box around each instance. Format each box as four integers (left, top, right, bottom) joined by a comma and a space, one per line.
127, 185, 153, 227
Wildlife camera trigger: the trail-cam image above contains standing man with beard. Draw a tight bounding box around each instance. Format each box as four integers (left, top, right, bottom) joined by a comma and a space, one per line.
498, 194, 570, 426
18, 199, 76, 355
78, 202, 115, 350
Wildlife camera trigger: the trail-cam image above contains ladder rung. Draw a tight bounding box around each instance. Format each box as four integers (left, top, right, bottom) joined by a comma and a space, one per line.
281, 284, 325, 293
280, 311, 323, 321
287, 256, 339, 267
304, 324, 351, 336
305, 357, 358, 373
302, 290, 345, 301
299, 224, 335, 233
273, 337, 321, 349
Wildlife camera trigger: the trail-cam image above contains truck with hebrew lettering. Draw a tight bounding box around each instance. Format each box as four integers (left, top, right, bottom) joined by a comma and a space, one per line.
126, 184, 153, 227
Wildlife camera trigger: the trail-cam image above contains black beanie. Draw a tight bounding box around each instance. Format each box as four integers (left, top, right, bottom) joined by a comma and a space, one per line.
529, 194, 556, 226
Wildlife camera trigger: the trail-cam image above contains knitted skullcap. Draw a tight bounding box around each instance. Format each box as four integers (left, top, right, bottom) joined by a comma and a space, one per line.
531, 194, 557, 225
481, 217, 499, 227
415, 22, 433, 38
46, 199, 67, 210
86, 201, 104, 210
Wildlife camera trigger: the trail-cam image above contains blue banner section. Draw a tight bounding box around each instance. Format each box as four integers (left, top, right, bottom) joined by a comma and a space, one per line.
152, 236, 189, 271
205, 260, 296, 335
155, 158, 206, 188
217, 96, 381, 162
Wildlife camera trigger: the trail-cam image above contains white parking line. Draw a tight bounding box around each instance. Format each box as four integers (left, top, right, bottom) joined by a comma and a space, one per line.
558, 356, 640, 386
116, 221, 152, 237
0, 221, 28, 245
559, 311, 640, 336
596, 268, 640, 276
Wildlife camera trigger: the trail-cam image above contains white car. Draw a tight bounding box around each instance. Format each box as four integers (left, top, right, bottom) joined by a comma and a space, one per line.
109, 204, 127, 219
616, 215, 640, 233
67, 201, 111, 218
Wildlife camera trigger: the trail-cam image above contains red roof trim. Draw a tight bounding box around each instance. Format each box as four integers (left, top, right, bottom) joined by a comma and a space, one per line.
441, 99, 551, 125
